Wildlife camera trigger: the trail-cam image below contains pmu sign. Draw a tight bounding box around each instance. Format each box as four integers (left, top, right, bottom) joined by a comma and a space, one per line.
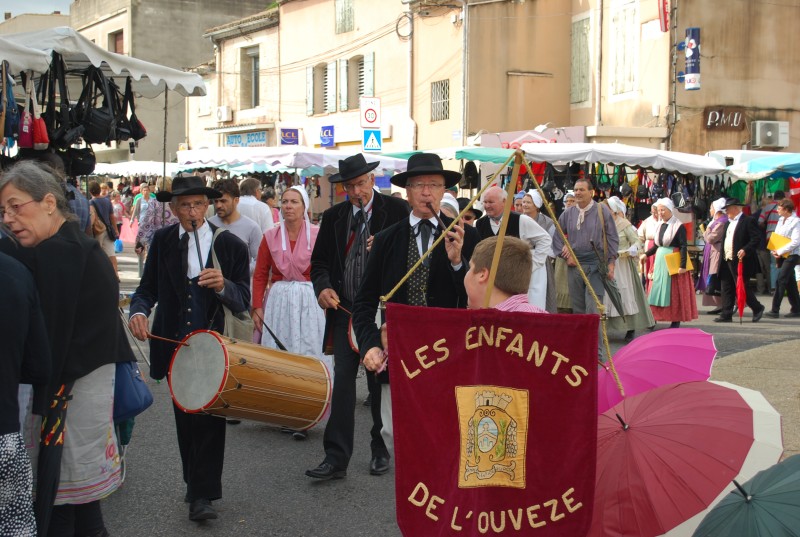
360, 96, 381, 128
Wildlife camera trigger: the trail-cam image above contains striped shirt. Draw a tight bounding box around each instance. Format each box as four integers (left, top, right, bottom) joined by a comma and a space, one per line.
494, 294, 548, 314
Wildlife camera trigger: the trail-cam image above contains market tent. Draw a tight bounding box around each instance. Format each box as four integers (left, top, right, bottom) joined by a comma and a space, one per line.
726, 153, 800, 181
0, 36, 51, 73
383, 146, 514, 164
519, 142, 726, 176
93, 161, 183, 177
177, 146, 408, 174
4, 26, 205, 97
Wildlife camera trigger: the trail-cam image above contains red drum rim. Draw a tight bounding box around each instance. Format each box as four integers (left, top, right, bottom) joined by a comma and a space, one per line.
168, 329, 229, 413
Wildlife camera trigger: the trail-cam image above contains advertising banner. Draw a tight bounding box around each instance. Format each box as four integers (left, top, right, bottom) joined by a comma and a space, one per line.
387, 304, 599, 537
685, 27, 701, 90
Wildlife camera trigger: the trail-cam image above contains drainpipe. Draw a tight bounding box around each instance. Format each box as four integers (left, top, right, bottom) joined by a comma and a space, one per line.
408, 11, 417, 150
594, 0, 603, 128
461, 4, 468, 146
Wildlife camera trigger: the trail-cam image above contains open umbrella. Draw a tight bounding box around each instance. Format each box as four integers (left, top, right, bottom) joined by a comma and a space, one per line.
590, 240, 625, 316
589, 381, 783, 537
737, 261, 747, 324
692, 454, 800, 537
597, 328, 716, 414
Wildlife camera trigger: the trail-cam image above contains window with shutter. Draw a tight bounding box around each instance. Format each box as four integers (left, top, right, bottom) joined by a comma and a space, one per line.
306, 66, 314, 116
570, 17, 591, 104
362, 52, 374, 97
431, 79, 449, 122
610, 0, 639, 96
339, 59, 349, 111
335, 0, 354, 34
325, 61, 337, 113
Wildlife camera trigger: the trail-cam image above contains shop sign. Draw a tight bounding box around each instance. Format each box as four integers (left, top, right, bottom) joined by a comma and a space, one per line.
226, 131, 268, 147
704, 107, 746, 131
280, 128, 299, 145
320, 125, 335, 147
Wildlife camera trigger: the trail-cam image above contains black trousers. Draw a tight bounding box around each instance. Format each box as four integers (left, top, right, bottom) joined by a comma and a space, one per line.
48, 501, 103, 537
772, 254, 800, 313
720, 258, 763, 318
322, 307, 387, 470
172, 403, 226, 502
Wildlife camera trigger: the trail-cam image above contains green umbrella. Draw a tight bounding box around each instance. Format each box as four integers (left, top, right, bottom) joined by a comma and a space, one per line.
693, 454, 800, 537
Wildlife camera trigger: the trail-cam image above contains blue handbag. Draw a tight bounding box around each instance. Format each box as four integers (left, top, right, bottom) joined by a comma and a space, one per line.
114, 238, 123, 253
113, 361, 153, 423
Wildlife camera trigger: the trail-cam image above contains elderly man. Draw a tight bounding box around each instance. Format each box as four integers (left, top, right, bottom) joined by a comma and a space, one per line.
129, 176, 250, 522
715, 198, 765, 323
552, 177, 618, 315
475, 186, 552, 310
237, 177, 274, 233
306, 154, 409, 481
354, 152, 479, 456
209, 179, 262, 274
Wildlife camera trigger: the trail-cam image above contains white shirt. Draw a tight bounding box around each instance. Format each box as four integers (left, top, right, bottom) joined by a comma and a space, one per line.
237, 195, 275, 233
409, 214, 462, 270
774, 213, 800, 256
724, 212, 742, 261
490, 214, 552, 270
179, 221, 213, 279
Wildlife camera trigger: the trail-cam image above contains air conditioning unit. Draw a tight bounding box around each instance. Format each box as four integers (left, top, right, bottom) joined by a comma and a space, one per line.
216, 106, 233, 122
752, 121, 789, 148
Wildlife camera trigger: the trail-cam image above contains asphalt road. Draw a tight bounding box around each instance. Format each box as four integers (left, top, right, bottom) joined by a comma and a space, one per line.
108, 249, 800, 536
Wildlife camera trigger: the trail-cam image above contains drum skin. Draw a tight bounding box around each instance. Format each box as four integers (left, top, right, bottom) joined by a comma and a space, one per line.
168, 330, 331, 431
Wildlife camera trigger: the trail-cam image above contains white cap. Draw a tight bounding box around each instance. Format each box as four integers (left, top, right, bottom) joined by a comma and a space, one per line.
527, 189, 543, 208
606, 196, 626, 215
655, 197, 675, 213
441, 193, 459, 215
565, 190, 575, 199
712, 198, 726, 214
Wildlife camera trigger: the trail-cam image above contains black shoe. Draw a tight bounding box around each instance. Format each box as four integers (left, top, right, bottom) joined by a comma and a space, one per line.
706, 308, 722, 315
765, 311, 780, 319
714, 316, 732, 323
752, 307, 765, 323
305, 462, 346, 480
624, 330, 634, 343
785, 312, 800, 318
370, 455, 391, 476
292, 430, 308, 441
363, 393, 372, 407
669, 322, 681, 329
189, 499, 218, 521
226, 418, 241, 425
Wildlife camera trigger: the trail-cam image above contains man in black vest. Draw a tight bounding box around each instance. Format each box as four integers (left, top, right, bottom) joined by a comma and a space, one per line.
305, 154, 409, 480
355, 153, 479, 455
129, 177, 250, 522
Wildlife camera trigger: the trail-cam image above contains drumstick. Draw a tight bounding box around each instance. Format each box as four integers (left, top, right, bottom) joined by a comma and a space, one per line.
148, 333, 189, 347
331, 300, 353, 316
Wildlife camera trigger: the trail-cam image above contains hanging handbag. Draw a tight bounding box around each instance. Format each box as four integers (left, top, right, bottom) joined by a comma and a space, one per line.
77, 66, 117, 145
124, 77, 147, 141
1, 61, 20, 141
18, 80, 34, 148
211, 229, 255, 341
64, 146, 97, 176
43, 53, 85, 148
28, 75, 50, 150
113, 360, 154, 423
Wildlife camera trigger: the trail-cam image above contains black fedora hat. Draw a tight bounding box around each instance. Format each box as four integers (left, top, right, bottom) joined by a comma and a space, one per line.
457, 197, 482, 219
391, 153, 462, 189
329, 154, 380, 183
156, 176, 221, 202
722, 197, 746, 209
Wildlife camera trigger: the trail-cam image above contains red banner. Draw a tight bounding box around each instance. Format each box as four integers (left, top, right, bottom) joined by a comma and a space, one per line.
387, 304, 599, 537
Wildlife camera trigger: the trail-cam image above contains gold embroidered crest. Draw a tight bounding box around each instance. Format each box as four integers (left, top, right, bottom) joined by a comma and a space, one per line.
456, 386, 529, 489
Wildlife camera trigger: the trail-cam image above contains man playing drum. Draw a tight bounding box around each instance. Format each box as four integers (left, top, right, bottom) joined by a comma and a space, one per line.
306, 154, 409, 480
128, 176, 250, 522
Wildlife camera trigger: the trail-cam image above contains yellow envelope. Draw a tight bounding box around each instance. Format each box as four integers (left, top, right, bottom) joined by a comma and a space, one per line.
767, 233, 791, 258
665, 251, 694, 276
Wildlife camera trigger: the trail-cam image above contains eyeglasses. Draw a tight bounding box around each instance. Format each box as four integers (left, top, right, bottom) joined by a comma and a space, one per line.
343, 179, 371, 192
0, 199, 37, 219
176, 201, 208, 212
406, 183, 445, 191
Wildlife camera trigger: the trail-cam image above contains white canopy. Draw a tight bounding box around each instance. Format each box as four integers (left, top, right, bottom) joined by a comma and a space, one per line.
93, 161, 182, 177
0, 36, 52, 73
520, 142, 726, 176
177, 146, 408, 174
4, 27, 205, 97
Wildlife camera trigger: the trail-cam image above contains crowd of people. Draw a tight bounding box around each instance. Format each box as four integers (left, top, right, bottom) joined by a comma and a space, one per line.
2, 150, 800, 535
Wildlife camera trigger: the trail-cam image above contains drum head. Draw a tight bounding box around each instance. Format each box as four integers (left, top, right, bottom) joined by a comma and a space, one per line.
169, 331, 227, 412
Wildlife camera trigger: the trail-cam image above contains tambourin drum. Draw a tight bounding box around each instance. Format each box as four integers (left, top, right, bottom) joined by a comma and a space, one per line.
347, 308, 383, 353
168, 330, 331, 431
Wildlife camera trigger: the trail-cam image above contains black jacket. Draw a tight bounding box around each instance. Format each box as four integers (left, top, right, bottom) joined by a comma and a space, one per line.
723, 213, 761, 278
352, 214, 479, 382
130, 222, 250, 380
310, 192, 409, 353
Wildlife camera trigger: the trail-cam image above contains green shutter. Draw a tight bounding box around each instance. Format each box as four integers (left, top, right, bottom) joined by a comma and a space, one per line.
306, 66, 314, 116
339, 58, 349, 111
363, 51, 374, 97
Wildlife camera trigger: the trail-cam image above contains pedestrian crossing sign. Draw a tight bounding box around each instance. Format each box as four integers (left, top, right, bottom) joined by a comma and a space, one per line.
363, 129, 382, 152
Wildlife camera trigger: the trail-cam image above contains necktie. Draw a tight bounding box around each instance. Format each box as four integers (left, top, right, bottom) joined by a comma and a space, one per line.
179, 232, 190, 278
351, 209, 365, 233
418, 220, 434, 265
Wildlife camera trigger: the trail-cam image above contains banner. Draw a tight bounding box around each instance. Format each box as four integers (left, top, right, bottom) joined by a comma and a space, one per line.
685, 27, 701, 90
387, 304, 598, 537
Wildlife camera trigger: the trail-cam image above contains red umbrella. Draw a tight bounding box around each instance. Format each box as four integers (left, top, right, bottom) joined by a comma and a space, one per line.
597, 328, 716, 414
737, 261, 747, 324
589, 381, 783, 537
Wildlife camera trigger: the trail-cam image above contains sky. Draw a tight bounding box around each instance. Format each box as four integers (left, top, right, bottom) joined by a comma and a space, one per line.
3, 0, 72, 17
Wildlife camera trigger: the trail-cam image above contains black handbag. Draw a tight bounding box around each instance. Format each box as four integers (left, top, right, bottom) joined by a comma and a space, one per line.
125, 77, 147, 141
76, 66, 117, 145
113, 361, 154, 423
42, 53, 85, 149
60, 146, 96, 176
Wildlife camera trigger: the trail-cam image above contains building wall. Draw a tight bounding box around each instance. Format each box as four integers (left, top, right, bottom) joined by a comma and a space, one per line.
0, 13, 70, 34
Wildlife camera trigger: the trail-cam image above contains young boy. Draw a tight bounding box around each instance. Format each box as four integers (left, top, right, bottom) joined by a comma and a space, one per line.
465, 236, 548, 313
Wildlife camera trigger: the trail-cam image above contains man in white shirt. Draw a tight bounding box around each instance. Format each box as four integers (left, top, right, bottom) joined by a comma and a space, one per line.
237, 177, 274, 233
209, 179, 262, 274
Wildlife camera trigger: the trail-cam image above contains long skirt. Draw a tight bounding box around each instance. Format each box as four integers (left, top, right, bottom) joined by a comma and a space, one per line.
527, 264, 547, 310
0, 432, 36, 536
261, 281, 331, 429
22, 363, 121, 505
649, 247, 699, 322
643, 239, 656, 294
697, 244, 722, 307
605, 255, 655, 331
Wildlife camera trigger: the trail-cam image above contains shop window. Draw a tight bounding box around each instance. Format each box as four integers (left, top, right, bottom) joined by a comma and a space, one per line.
108, 30, 124, 54
240, 46, 260, 109
335, 0, 354, 34
610, 0, 639, 96
431, 79, 449, 122
570, 16, 591, 104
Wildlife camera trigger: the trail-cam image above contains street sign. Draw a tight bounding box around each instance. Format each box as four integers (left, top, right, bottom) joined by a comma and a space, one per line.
363, 129, 382, 152
360, 96, 381, 128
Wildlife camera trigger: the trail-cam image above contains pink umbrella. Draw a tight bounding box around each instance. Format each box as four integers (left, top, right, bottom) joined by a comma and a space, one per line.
598, 328, 716, 414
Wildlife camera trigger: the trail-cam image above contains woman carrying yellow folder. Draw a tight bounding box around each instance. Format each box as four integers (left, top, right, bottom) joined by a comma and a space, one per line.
765, 199, 800, 318
641, 198, 698, 328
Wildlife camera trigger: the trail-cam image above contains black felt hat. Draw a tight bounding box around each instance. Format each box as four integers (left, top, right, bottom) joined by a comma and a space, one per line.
390, 153, 462, 189
457, 197, 482, 219
155, 176, 221, 202
722, 197, 746, 208
329, 154, 381, 183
